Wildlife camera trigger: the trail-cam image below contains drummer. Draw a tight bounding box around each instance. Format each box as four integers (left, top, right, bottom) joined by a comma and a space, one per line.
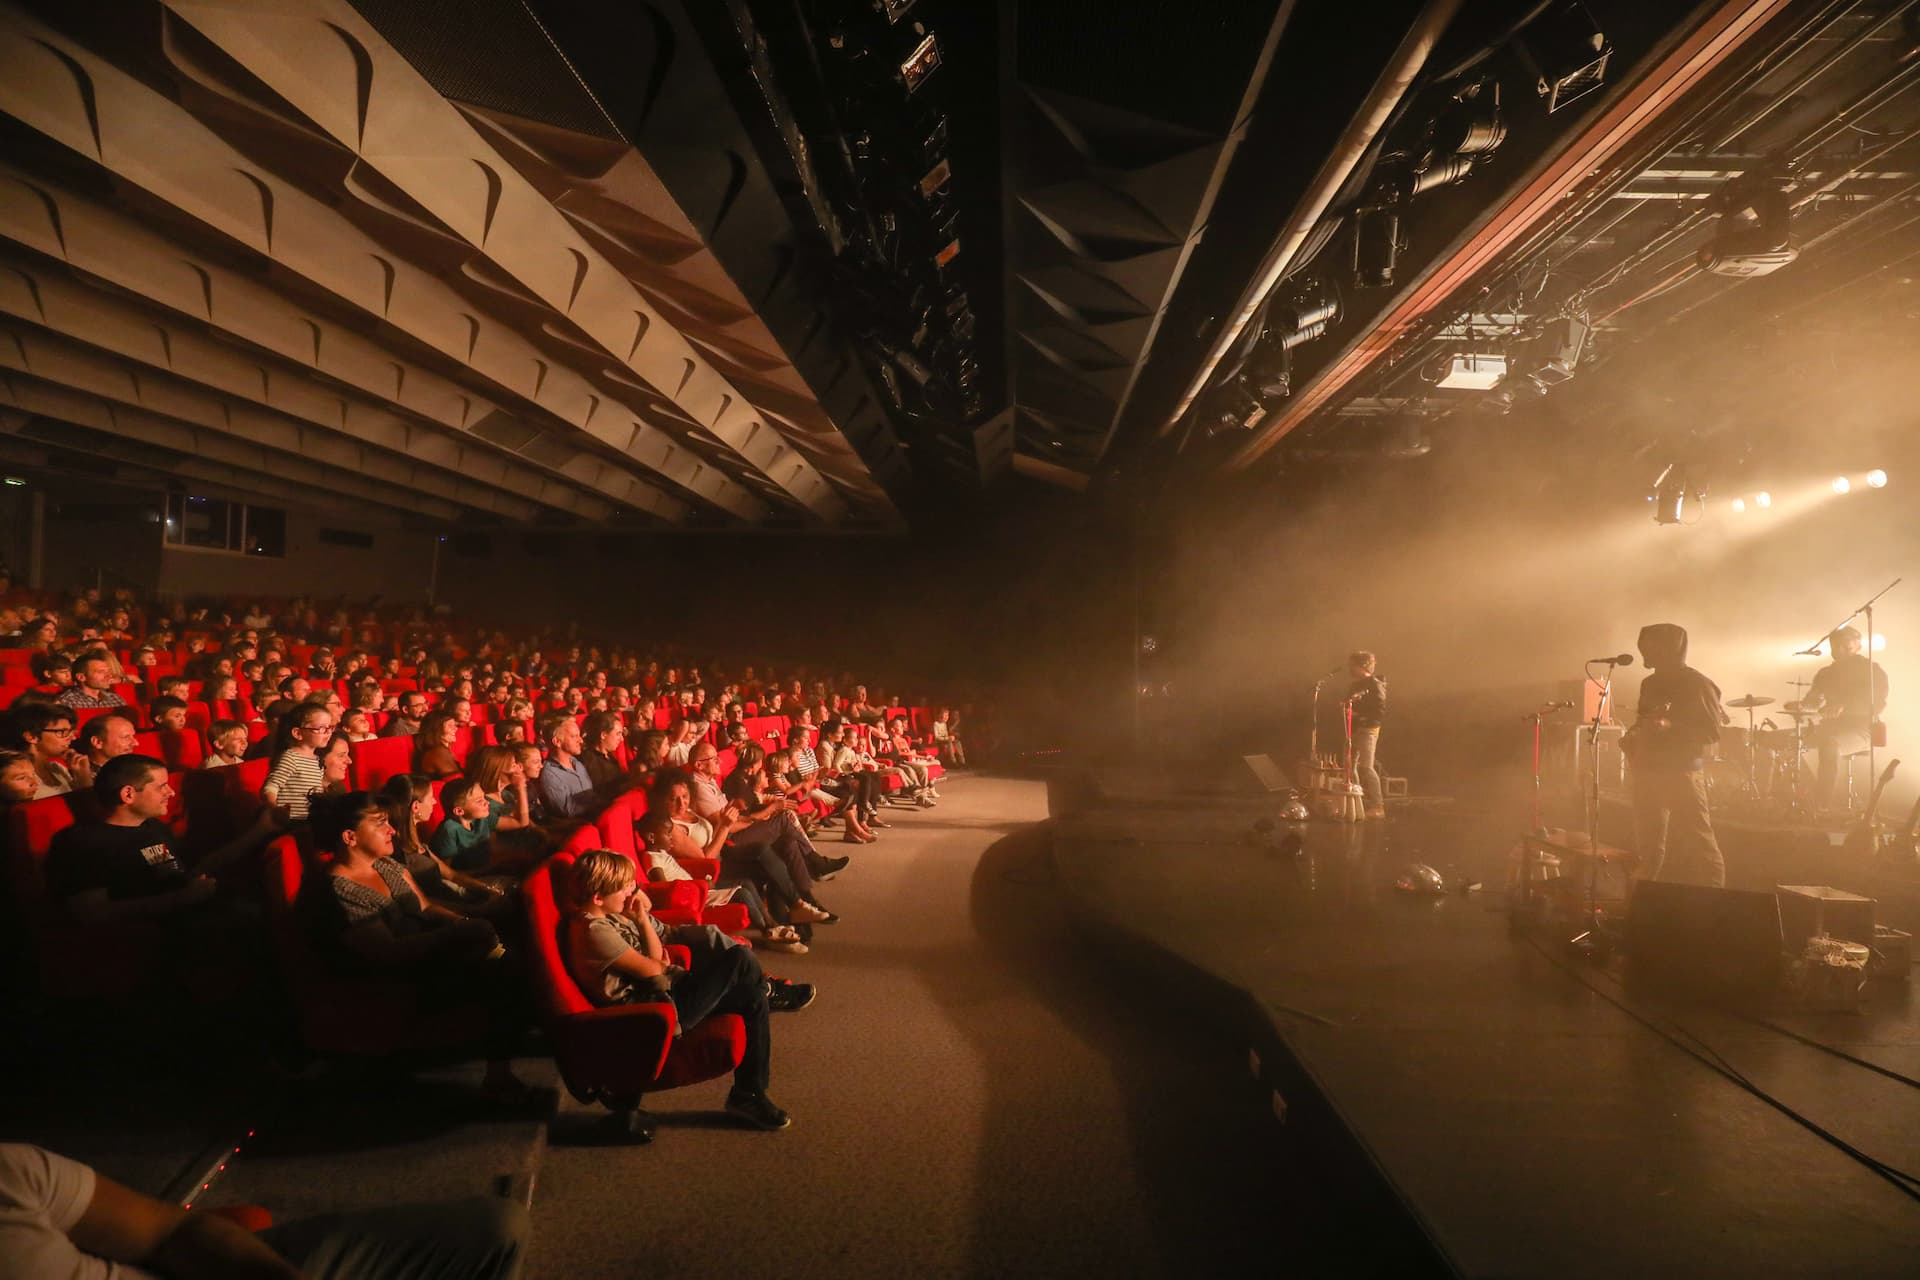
1800, 626, 1889, 814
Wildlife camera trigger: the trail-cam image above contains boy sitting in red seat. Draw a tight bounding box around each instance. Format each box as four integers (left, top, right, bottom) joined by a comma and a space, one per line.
565, 849, 794, 1130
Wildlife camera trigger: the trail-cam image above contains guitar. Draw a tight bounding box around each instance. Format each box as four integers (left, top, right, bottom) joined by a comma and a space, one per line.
1843, 758, 1900, 857
1893, 790, 1920, 866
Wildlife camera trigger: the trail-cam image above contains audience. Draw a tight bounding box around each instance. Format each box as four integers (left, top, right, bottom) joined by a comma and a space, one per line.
0, 582, 975, 1221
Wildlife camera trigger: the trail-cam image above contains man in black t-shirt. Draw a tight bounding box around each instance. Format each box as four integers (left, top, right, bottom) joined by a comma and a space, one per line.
1624, 624, 1727, 887
47, 755, 279, 927
1803, 626, 1889, 813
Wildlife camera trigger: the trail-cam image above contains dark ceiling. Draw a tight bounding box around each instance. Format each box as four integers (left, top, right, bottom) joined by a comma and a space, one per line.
3, 0, 1916, 531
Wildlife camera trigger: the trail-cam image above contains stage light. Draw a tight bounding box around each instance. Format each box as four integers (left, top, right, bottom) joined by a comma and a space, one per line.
1649, 462, 1698, 526
1698, 180, 1797, 278
1435, 353, 1507, 389
1872, 634, 1888, 652
1866, 469, 1888, 488
1731, 497, 1746, 513
1, 476, 24, 486
1832, 476, 1851, 494
1755, 491, 1772, 508
1352, 205, 1404, 289
1513, 0, 1612, 113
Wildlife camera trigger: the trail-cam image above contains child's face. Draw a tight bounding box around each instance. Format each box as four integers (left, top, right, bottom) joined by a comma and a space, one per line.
1, 760, 38, 802
157, 707, 188, 732
459, 789, 491, 821
215, 728, 248, 758
594, 877, 638, 915
412, 794, 433, 823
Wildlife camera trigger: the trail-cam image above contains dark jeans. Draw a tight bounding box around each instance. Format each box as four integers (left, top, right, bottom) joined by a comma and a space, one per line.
260, 1195, 529, 1279
667, 929, 770, 1096
1631, 766, 1726, 888
727, 812, 818, 901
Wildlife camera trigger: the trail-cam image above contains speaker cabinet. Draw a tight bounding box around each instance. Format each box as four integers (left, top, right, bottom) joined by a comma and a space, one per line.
1627, 882, 1783, 1000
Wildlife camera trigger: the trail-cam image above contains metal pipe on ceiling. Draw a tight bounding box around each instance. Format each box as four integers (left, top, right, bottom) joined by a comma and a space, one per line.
1225, 0, 1799, 469
1716, 0, 1913, 147
1155, 0, 1466, 437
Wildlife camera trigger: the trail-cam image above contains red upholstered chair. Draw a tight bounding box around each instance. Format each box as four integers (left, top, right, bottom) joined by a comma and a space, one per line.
522, 851, 746, 1141
348, 736, 414, 790
259, 836, 492, 1055
156, 728, 206, 772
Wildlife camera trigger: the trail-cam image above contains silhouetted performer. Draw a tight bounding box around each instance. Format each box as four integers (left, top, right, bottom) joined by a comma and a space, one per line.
1803, 625, 1888, 813
1624, 624, 1726, 887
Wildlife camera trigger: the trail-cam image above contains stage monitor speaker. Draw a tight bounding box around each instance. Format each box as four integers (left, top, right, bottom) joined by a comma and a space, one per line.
1242, 753, 1295, 795
1627, 882, 1783, 1001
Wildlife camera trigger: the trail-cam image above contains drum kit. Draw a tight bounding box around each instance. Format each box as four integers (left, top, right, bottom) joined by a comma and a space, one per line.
1709, 681, 1822, 814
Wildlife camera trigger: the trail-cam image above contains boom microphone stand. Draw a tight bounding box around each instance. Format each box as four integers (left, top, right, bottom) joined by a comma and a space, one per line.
1571, 659, 1624, 959
1797, 578, 1899, 814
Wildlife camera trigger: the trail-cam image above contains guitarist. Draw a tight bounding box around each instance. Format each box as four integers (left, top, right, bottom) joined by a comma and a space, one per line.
1802, 626, 1889, 815
1623, 623, 1728, 888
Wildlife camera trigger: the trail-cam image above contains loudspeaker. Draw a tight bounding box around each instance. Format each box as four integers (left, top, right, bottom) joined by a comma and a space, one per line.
1627, 882, 1783, 1001
1241, 753, 1294, 795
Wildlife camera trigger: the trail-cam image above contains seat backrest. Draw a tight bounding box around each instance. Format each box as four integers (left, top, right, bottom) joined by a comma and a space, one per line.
348, 736, 414, 790
521, 853, 595, 1019
7, 793, 84, 921
595, 795, 638, 862
133, 730, 164, 759
157, 728, 206, 771
451, 726, 473, 766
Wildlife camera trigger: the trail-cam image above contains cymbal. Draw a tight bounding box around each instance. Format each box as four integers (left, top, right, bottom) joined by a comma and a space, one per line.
1726, 695, 1775, 709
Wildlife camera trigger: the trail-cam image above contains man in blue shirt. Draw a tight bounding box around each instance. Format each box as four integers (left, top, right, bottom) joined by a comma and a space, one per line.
533, 714, 597, 819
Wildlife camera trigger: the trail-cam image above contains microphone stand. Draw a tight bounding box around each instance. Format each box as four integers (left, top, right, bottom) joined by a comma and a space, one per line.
1572, 659, 1622, 960
1797, 578, 1899, 816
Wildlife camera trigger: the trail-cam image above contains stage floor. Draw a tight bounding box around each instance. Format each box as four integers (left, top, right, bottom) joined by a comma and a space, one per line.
1052, 793, 1920, 1279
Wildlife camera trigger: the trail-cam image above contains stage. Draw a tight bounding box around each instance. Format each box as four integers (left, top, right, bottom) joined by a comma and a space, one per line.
1050, 769, 1920, 1278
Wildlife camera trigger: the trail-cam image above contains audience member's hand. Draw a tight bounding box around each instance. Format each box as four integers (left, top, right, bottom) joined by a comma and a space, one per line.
255, 806, 292, 834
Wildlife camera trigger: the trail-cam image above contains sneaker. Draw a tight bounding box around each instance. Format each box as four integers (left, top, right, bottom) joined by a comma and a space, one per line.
768, 981, 817, 1013
801, 899, 839, 924
916, 796, 936, 808
788, 900, 832, 924
761, 936, 809, 955
725, 1090, 791, 1130
868, 815, 892, 829
811, 854, 851, 881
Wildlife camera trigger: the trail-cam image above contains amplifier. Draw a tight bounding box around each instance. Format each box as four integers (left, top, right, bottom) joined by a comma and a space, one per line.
1627, 882, 1784, 1000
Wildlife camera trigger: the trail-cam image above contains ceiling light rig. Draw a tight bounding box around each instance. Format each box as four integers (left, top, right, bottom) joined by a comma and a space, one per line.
1649, 461, 1703, 526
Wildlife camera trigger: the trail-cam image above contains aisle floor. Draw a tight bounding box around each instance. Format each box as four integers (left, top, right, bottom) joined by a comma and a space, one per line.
526, 775, 1311, 1278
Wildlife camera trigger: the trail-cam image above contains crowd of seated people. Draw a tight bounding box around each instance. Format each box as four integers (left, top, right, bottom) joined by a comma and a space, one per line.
0, 582, 978, 1203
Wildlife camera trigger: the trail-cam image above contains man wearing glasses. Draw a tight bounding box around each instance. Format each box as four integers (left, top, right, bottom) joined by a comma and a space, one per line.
17, 704, 85, 798
261, 704, 335, 821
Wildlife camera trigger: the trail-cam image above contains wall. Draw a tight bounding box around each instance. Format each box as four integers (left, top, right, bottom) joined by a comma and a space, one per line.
157, 505, 439, 604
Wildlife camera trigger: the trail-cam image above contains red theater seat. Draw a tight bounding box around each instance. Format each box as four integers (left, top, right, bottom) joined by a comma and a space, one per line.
522, 851, 746, 1138
348, 736, 413, 791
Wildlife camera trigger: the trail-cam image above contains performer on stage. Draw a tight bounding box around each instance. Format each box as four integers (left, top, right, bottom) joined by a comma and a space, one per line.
1346, 651, 1387, 820
1801, 625, 1889, 814
1623, 624, 1726, 888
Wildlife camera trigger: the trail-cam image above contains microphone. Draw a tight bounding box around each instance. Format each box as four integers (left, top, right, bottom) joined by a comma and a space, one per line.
1588, 654, 1634, 667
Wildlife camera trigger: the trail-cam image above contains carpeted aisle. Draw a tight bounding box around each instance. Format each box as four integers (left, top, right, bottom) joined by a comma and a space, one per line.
525, 775, 1308, 1278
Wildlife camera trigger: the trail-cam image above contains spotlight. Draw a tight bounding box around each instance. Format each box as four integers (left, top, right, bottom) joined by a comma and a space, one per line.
1435, 352, 1507, 390
1698, 179, 1797, 278
1139, 635, 1159, 656
1, 476, 24, 487
1352, 206, 1404, 289
1514, 1, 1612, 113
1832, 476, 1851, 494
1866, 469, 1888, 488
1755, 490, 1772, 508
1731, 497, 1746, 513
1649, 462, 1700, 526
1872, 634, 1887, 652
